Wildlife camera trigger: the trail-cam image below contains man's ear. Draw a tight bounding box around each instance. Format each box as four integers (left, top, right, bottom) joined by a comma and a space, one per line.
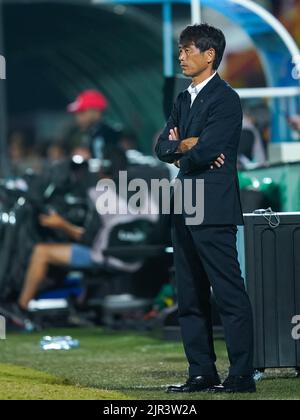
206, 48, 216, 65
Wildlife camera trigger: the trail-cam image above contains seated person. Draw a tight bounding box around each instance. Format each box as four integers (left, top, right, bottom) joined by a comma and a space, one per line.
0, 148, 158, 325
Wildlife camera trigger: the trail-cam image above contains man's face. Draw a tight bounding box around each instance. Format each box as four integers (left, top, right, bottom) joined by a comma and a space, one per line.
75, 109, 102, 131
179, 42, 214, 78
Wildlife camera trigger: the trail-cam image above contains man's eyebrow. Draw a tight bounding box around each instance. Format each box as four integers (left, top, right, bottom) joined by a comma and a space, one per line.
178, 44, 192, 49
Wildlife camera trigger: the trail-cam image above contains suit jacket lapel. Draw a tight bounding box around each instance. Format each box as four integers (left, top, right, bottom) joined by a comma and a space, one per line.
184, 73, 222, 131
180, 90, 191, 139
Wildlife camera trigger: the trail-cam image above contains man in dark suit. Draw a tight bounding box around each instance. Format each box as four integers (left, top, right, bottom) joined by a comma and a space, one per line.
155, 24, 255, 394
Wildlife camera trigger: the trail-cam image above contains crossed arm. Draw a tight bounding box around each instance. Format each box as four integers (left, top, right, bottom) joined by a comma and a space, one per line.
155, 91, 242, 173
168, 127, 225, 169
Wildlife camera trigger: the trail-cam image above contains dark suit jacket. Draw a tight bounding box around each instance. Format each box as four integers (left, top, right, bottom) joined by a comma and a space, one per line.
155, 74, 244, 226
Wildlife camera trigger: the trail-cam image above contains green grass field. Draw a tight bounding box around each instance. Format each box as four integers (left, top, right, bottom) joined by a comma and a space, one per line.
0, 328, 299, 400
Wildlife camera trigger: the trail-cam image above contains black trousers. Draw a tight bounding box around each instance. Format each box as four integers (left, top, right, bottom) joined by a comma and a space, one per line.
171, 213, 254, 377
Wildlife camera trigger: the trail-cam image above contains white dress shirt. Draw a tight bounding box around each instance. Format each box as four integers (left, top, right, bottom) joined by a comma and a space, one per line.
187, 72, 217, 107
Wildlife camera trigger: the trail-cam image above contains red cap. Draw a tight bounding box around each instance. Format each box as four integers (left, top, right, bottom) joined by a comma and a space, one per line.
67, 90, 108, 113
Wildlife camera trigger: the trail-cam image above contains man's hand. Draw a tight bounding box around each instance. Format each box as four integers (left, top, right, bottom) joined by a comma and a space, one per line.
210, 154, 225, 170
169, 127, 180, 141
175, 154, 225, 170
39, 211, 66, 230
169, 127, 198, 154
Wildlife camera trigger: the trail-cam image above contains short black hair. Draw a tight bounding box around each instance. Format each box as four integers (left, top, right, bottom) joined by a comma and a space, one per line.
179, 23, 226, 70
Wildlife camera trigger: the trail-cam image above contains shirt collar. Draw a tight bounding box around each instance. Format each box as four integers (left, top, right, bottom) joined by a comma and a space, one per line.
187, 72, 217, 96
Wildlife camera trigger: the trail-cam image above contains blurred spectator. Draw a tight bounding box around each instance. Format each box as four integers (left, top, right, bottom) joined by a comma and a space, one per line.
45, 141, 66, 163
0, 147, 158, 325
238, 115, 267, 169
288, 115, 300, 133
119, 131, 140, 152
67, 89, 122, 159
8, 128, 43, 176
9, 131, 26, 162
70, 145, 92, 161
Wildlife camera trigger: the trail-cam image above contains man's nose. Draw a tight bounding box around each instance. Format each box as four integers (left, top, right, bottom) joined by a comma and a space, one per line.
179, 51, 186, 61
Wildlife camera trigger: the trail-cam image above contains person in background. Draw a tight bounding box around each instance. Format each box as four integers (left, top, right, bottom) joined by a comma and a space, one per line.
44, 141, 67, 164
8, 128, 43, 176
119, 131, 140, 152
238, 115, 267, 168
288, 115, 300, 133
70, 145, 92, 161
0, 147, 157, 327
67, 89, 122, 160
